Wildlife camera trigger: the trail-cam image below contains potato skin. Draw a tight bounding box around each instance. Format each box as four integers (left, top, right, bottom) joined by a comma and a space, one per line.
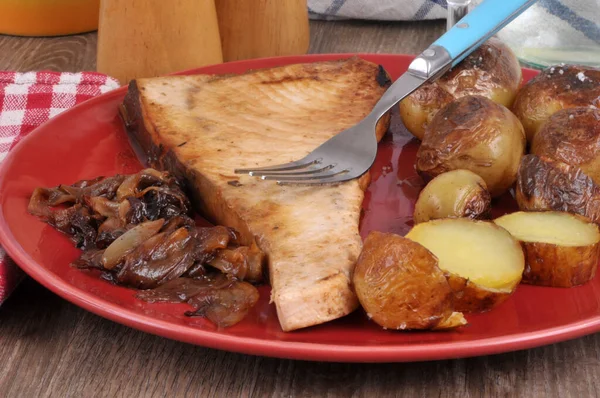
512, 64, 600, 143
445, 272, 514, 313
353, 231, 465, 330
531, 107, 600, 184
413, 169, 491, 224
399, 82, 454, 141
416, 95, 526, 197
405, 219, 524, 313
516, 154, 600, 224
495, 211, 600, 287
400, 38, 522, 140
520, 240, 600, 287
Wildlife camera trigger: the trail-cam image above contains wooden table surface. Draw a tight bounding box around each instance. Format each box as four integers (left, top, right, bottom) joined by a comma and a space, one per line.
1, 20, 599, 398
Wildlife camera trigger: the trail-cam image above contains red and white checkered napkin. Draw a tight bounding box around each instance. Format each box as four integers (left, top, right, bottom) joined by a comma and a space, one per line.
0, 71, 120, 305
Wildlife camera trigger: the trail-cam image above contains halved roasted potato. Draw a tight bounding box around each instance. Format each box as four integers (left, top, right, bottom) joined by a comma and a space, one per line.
413, 169, 491, 224
353, 231, 466, 330
416, 95, 526, 197
495, 211, 600, 287
531, 107, 600, 184
400, 38, 521, 140
512, 64, 600, 142
515, 154, 600, 224
405, 218, 524, 312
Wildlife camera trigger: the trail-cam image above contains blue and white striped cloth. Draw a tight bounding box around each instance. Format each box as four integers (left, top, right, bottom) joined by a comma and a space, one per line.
308, 0, 600, 47
308, 0, 600, 66
308, 0, 449, 21
308, 0, 600, 61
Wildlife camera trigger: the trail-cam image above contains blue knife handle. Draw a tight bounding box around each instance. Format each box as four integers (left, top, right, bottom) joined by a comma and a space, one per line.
433, 0, 537, 67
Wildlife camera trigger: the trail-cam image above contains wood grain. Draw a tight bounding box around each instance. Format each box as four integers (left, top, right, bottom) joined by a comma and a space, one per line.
1, 19, 598, 398
309, 19, 445, 55
0, 33, 97, 72
96, 0, 223, 84
3, 281, 600, 398
0, 20, 444, 74
216, 0, 309, 61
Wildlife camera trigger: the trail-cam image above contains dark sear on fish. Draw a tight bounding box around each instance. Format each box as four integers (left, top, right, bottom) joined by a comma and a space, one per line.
28, 168, 263, 328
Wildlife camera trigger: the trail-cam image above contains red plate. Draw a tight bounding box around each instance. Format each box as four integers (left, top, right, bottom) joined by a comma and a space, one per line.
1, 54, 599, 363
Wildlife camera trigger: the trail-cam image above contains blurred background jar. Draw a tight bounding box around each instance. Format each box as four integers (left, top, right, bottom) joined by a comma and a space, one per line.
0, 0, 99, 36
96, 0, 223, 85
472, 0, 600, 68
215, 0, 310, 62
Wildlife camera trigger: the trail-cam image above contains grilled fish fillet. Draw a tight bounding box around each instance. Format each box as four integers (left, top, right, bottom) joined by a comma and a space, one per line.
122, 57, 391, 331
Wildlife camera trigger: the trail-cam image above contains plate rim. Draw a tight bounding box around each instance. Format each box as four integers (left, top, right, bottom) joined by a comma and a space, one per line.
1, 52, 597, 363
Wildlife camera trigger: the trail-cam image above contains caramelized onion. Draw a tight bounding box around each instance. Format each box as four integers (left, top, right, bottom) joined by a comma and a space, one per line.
102, 219, 165, 270
96, 217, 126, 248
29, 168, 265, 328
184, 262, 208, 278
139, 187, 191, 220
137, 274, 260, 328
247, 244, 265, 282
28, 188, 54, 220
116, 227, 197, 289
186, 281, 260, 328
195, 226, 232, 251
136, 274, 232, 303
207, 246, 265, 282
116, 174, 138, 201
116, 168, 169, 201
161, 215, 196, 233
82, 175, 125, 199
46, 188, 76, 206
86, 196, 121, 218
71, 249, 105, 270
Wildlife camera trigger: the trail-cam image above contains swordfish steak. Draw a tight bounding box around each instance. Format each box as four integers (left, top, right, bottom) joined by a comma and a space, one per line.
122, 57, 391, 331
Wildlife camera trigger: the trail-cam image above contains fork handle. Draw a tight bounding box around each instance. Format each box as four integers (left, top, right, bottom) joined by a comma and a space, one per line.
368, 0, 536, 121
432, 0, 537, 67
409, 0, 536, 80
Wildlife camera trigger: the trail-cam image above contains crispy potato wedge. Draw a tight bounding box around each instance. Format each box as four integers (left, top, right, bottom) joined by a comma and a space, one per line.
413, 169, 491, 224
400, 38, 521, 140
495, 211, 600, 287
531, 107, 600, 184
405, 218, 524, 312
416, 95, 526, 197
353, 231, 466, 330
512, 64, 600, 142
516, 154, 600, 224
443, 272, 515, 313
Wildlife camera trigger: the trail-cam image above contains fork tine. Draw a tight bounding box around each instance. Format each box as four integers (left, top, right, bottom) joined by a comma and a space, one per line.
251, 164, 335, 177
234, 157, 320, 175
262, 167, 349, 181
276, 172, 359, 186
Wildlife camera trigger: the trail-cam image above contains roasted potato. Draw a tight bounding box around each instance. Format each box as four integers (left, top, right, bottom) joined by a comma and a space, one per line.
413, 169, 491, 224
531, 107, 600, 184
400, 38, 521, 140
405, 218, 524, 312
515, 154, 600, 224
353, 231, 466, 330
512, 64, 600, 143
416, 95, 526, 197
495, 211, 600, 287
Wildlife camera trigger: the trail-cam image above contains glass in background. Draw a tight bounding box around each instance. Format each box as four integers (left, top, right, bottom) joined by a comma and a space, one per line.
471, 0, 600, 68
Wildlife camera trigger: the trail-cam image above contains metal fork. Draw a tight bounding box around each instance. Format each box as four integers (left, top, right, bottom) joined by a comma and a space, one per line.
235, 0, 537, 185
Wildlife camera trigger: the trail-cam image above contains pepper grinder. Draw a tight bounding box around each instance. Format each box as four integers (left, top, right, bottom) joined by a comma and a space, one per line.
215, 0, 310, 62
97, 0, 223, 85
